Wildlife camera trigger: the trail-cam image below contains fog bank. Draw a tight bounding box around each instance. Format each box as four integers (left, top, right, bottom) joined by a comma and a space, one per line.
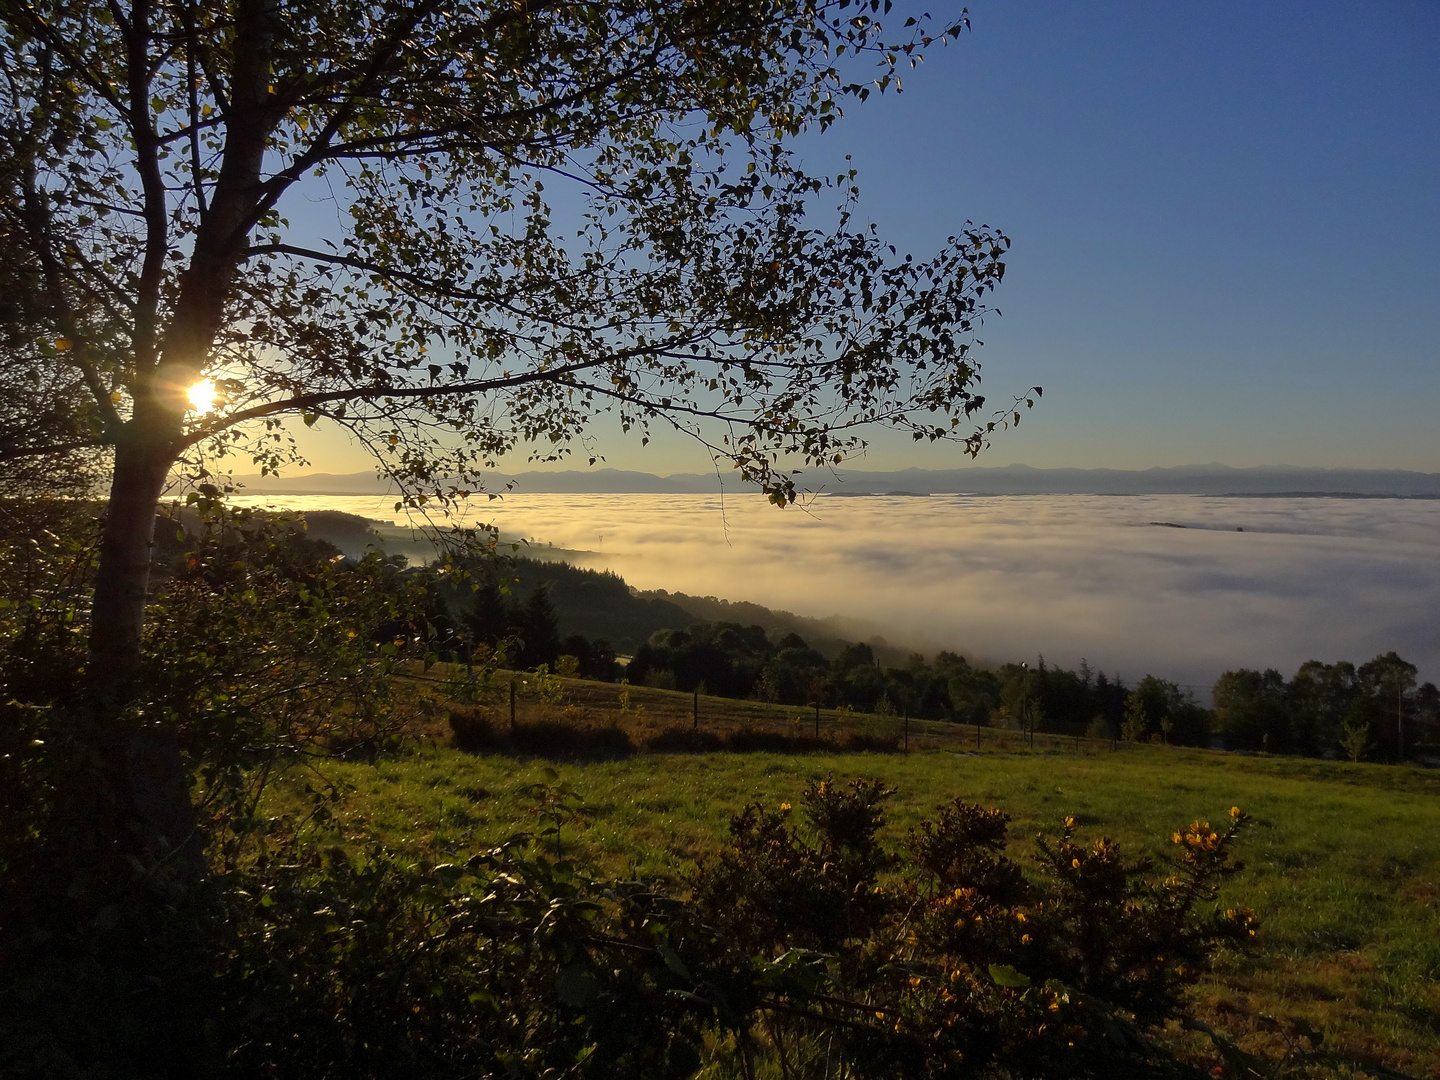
233, 493, 1440, 693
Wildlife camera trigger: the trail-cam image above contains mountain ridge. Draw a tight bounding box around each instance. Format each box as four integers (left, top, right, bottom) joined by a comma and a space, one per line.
228, 463, 1440, 497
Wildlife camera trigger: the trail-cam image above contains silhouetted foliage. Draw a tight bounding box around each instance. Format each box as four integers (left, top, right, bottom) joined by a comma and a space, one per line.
692, 779, 1259, 1078
1213, 653, 1434, 759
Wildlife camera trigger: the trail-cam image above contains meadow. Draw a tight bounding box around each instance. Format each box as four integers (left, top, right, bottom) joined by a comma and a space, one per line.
269, 676, 1440, 1078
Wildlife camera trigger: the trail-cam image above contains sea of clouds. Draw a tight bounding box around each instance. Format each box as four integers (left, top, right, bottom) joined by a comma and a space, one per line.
230, 492, 1440, 694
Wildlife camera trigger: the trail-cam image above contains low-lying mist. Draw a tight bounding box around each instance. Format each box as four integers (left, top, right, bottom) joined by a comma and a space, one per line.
235, 492, 1440, 693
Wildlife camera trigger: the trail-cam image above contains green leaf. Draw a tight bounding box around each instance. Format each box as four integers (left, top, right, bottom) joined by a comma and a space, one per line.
988, 964, 1031, 988
556, 962, 598, 1008
657, 943, 692, 982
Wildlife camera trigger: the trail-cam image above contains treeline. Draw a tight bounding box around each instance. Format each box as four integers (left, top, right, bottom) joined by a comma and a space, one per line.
1213, 655, 1437, 759
621, 618, 1438, 760
622, 623, 1207, 741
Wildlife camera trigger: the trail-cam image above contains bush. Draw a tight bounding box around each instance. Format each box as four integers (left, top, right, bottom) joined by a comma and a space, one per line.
839, 731, 901, 753
508, 720, 635, 759
3, 767, 1258, 1080
694, 779, 1258, 1078
725, 726, 828, 753
448, 705, 502, 751
645, 727, 726, 753
450, 713, 636, 759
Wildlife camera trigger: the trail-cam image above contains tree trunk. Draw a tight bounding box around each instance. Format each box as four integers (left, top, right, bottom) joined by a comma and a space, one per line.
90, 438, 170, 688
81, 431, 204, 879
64, 0, 280, 885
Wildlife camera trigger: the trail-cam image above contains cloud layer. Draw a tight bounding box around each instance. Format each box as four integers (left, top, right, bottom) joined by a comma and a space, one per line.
238, 493, 1440, 693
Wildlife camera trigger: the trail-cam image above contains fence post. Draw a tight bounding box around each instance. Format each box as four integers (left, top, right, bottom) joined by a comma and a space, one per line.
509, 680, 516, 731
904, 711, 909, 752
975, 722, 981, 750
693, 690, 699, 731
814, 702, 820, 739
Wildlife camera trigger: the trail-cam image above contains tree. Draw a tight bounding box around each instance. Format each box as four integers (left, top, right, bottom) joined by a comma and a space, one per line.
1358, 651, 1418, 758
1120, 691, 1148, 743
1, 0, 1035, 860
1132, 673, 1209, 747
1288, 659, 1359, 757
1211, 668, 1288, 752
514, 585, 561, 671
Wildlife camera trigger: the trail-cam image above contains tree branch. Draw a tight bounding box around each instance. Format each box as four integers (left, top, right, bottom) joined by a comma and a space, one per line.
174, 336, 695, 451
124, 0, 170, 374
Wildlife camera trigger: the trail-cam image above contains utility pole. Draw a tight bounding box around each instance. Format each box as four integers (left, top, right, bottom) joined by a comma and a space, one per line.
1021, 661, 1031, 749
1398, 682, 1404, 763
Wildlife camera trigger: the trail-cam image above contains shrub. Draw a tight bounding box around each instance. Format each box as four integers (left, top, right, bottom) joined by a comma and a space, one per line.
725, 726, 828, 753
3, 768, 1257, 1080
839, 731, 901, 753
508, 720, 635, 759
450, 714, 636, 759
448, 705, 502, 751
645, 727, 726, 753
694, 779, 1258, 1078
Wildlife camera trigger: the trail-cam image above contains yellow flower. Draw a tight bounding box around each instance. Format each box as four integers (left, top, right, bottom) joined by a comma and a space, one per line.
779, 802, 792, 812
1229, 805, 1242, 820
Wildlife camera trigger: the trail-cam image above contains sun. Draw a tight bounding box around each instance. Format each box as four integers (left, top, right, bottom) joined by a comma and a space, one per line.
187, 379, 217, 414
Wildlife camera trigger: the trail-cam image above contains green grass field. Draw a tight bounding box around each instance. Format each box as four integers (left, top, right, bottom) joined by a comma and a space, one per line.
268, 675, 1440, 1077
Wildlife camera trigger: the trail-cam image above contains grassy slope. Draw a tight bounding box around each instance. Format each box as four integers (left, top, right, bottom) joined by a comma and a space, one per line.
272, 676, 1440, 1075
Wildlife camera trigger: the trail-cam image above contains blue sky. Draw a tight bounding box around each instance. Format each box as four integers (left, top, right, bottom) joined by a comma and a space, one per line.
809, 0, 1440, 472
291, 1, 1440, 475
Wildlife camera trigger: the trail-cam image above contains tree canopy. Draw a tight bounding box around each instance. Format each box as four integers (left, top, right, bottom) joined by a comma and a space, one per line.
2, 0, 1032, 508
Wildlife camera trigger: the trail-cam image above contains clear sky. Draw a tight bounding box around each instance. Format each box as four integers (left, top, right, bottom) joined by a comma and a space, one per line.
289, 0, 1440, 476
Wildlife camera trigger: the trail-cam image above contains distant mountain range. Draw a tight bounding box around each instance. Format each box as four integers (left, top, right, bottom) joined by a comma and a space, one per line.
231, 463, 1440, 498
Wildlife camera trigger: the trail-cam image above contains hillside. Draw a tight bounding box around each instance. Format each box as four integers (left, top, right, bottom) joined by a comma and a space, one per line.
266, 669, 1440, 1078
299, 510, 915, 659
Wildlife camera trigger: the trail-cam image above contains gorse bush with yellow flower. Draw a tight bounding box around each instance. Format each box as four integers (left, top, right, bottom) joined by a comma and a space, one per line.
694, 778, 1257, 1078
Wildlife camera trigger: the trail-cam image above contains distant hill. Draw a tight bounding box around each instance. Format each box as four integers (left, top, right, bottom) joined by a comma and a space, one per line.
481, 559, 914, 663
298, 510, 915, 660
232, 463, 1440, 498
636, 589, 917, 668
